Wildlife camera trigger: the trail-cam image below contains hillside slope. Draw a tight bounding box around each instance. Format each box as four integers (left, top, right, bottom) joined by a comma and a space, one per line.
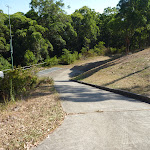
75, 49, 150, 97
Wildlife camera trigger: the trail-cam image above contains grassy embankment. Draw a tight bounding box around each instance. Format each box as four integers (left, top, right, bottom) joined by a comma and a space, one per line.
72, 48, 150, 97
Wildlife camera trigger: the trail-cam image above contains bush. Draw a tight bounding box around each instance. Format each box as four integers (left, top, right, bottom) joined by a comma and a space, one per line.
110, 47, 117, 54
78, 53, 83, 59
108, 47, 125, 54
60, 49, 76, 65
81, 47, 87, 54
0, 68, 38, 102
93, 41, 107, 55
81, 47, 90, 58
88, 49, 97, 57
24, 50, 37, 66
73, 51, 79, 60
45, 56, 59, 67
81, 47, 96, 58
0, 56, 11, 70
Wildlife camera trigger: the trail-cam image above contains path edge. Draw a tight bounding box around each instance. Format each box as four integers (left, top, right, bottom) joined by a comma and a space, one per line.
71, 79, 150, 104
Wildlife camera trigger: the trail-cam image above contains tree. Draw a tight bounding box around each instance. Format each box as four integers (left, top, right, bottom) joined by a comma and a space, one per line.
29, 0, 71, 56
25, 9, 39, 20
0, 10, 9, 52
0, 55, 11, 70
71, 6, 99, 52
117, 0, 149, 52
97, 7, 120, 49
24, 50, 37, 65
8, 12, 52, 65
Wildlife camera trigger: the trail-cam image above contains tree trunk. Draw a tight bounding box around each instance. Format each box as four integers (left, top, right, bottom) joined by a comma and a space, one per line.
126, 37, 130, 54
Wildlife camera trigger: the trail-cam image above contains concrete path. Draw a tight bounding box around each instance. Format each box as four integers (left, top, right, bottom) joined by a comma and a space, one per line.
37, 67, 62, 76
34, 68, 150, 150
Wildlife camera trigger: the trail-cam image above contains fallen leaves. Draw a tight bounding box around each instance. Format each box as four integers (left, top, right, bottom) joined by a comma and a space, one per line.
0, 83, 65, 149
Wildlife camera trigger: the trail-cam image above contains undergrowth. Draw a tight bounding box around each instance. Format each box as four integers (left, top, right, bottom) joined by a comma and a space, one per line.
0, 67, 38, 105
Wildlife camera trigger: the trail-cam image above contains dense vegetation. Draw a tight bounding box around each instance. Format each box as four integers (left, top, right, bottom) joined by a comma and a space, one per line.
1, 0, 150, 69
0, 68, 38, 102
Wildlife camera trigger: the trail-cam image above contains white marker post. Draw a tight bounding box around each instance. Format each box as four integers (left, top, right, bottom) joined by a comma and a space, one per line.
0, 71, 4, 78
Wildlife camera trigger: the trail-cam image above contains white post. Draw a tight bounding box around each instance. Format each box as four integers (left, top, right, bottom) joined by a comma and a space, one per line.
0, 71, 4, 78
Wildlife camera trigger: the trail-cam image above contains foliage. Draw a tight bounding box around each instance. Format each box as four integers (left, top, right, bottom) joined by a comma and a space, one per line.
1, 0, 150, 67
24, 50, 37, 65
110, 47, 118, 54
93, 41, 107, 55
73, 51, 81, 60
60, 49, 81, 65
0, 68, 38, 102
0, 37, 9, 51
117, 0, 149, 52
80, 47, 93, 58
45, 56, 59, 67
71, 6, 99, 51
88, 49, 97, 57
60, 49, 76, 65
0, 56, 11, 70
4, 12, 53, 65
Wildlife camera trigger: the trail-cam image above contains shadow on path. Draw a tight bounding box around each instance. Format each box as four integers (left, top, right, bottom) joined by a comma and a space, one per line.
55, 81, 140, 103
69, 55, 123, 79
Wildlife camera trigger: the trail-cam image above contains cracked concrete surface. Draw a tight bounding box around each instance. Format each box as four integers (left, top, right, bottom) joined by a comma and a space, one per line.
34, 68, 150, 150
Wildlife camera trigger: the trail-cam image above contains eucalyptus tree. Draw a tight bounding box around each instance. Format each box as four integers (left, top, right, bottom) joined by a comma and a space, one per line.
0, 10, 9, 53
29, 0, 69, 56
9, 12, 53, 65
97, 7, 119, 48
71, 6, 99, 52
117, 0, 150, 52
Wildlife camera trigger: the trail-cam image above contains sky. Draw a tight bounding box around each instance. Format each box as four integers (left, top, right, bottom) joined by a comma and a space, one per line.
0, 0, 120, 15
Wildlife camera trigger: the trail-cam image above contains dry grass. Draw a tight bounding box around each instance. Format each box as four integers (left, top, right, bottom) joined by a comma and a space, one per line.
74, 49, 150, 97
0, 82, 65, 150
59, 56, 110, 69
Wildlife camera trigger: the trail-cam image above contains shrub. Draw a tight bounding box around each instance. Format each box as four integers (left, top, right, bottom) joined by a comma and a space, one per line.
81, 47, 89, 58
88, 49, 97, 57
0, 68, 38, 102
110, 47, 117, 54
45, 56, 59, 67
78, 53, 83, 59
73, 51, 79, 60
0, 56, 11, 70
81, 47, 96, 58
93, 41, 107, 55
24, 50, 37, 66
108, 47, 125, 54
60, 49, 76, 65
81, 47, 88, 55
